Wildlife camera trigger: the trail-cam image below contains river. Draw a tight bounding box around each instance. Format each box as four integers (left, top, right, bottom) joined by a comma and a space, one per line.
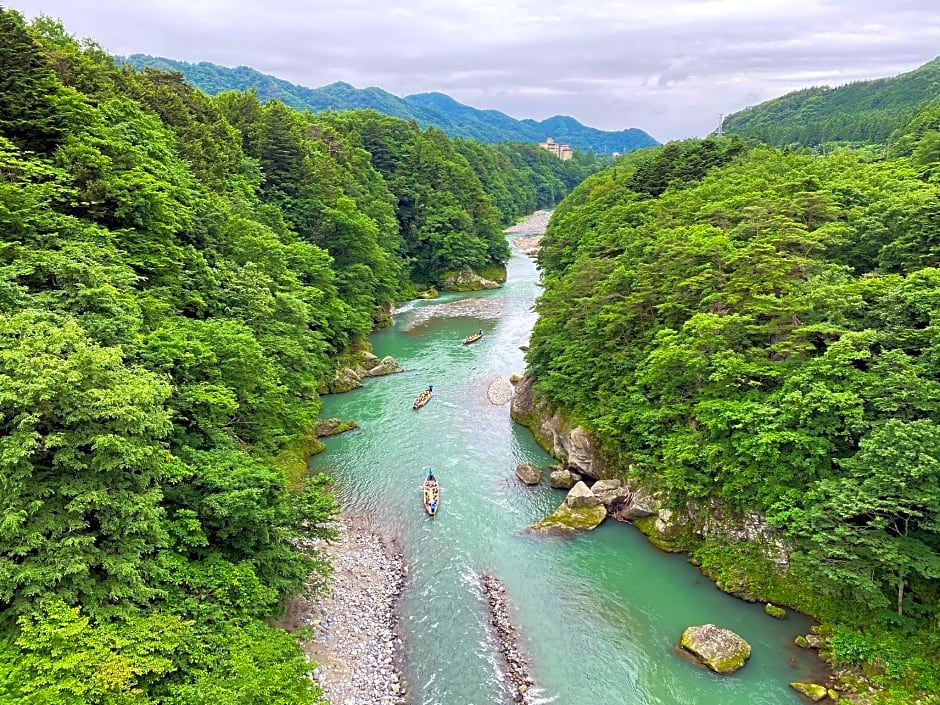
309, 217, 826, 705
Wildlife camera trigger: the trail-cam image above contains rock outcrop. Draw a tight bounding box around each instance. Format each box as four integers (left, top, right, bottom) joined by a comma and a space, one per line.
322, 351, 404, 394
679, 624, 751, 674
315, 418, 359, 437
529, 482, 606, 535
510, 376, 602, 479
439, 268, 503, 291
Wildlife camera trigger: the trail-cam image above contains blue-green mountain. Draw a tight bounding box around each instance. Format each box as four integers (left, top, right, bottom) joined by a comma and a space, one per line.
122, 54, 659, 154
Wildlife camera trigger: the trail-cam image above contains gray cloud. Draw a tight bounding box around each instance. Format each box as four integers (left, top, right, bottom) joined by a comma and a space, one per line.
8, 0, 940, 142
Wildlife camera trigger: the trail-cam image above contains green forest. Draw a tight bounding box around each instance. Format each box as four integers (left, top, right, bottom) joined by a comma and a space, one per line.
722, 55, 940, 150
0, 8, 600, 703
528, 119, 940, 701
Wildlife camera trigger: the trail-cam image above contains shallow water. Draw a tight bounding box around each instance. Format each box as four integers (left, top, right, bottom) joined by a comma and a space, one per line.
310, 232, 826, 705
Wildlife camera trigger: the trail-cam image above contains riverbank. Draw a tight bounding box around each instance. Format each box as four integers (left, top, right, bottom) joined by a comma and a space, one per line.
505, 209, 551, 257
285, 514, 407, 705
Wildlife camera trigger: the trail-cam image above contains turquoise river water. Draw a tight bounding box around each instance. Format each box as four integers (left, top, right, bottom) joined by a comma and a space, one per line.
309, 230, 827, 705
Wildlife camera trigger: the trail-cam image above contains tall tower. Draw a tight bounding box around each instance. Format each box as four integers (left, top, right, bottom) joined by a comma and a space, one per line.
716, 114, 723, 137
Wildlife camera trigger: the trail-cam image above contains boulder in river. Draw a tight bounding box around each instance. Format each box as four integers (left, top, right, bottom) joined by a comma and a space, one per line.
529, 482, 606, 534
789, 682, 828, 702
679, 624, 751, 674
515, 463, 541, 486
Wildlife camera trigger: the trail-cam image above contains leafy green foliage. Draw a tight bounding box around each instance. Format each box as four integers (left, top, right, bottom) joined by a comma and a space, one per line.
528, 136, 940, 701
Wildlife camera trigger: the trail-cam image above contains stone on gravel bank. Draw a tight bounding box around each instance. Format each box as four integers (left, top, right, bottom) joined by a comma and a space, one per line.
290, 515, 407, 705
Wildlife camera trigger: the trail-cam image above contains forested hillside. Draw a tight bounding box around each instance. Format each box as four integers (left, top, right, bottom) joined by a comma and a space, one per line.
0, 9, 597, 703
528, 126, 940, 702
122, 54, 660, 153
722, 55, 940, 148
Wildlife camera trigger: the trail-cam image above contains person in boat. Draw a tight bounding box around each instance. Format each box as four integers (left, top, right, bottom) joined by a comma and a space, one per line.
427, 469, 435, 481
478, 329, 483, 336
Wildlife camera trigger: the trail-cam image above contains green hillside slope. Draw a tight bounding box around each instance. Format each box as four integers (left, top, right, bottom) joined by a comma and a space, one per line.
121, 54, 659, 153
722, 56, 940, 147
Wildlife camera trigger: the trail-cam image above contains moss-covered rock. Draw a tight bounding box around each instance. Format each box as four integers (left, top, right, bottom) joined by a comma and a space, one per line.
633, 510, 691, 553
315, 418, 359, 437
789, 682, 828, 702
765, 603, 787, 619
529, 502, 606, 534
679, 624, 751, 674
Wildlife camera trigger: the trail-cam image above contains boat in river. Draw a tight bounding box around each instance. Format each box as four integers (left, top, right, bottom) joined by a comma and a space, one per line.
423, 469, 439, 516
462, 329, 483, 345
413, 385, 433, 409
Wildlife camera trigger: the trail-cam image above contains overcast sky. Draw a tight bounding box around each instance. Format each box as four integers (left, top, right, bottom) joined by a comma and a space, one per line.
9, 0, 940, 142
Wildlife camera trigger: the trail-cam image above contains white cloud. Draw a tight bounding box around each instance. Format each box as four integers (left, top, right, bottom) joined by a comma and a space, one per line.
8, 0, 940, 141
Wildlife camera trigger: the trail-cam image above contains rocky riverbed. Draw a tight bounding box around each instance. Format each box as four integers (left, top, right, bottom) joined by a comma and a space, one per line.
286, 514, 407, 705
480, 572, 538, 704
505, 210, 551, 257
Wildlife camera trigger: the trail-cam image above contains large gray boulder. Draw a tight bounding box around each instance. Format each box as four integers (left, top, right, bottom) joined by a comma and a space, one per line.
565, 481, 601, 509
364, 355, 403, 377
590, 479, 630, 511
515, 463, 541, 486
614, 486, 659, 520
680, 624, 751, 674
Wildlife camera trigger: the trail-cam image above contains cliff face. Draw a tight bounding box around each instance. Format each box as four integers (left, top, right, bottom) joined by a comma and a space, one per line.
509, 375, 606, 480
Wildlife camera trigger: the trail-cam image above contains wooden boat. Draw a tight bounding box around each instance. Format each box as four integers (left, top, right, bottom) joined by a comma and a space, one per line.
423, 473, 439, 516
413, 386, 433, 409
462, 329, 484, 345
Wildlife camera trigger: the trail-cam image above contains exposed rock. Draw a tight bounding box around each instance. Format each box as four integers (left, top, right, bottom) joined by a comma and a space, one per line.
515, 463, 542, 486
790, 682, 829, 702
509, 372, 523, 384
549, 468, 578, 490
289, 515, 407, 705
802, 634, 822, 649
529, 502, 606, 534
504, 209, 552, 235
613, 486, 659, 521
364, 355, 404, 378
680, 624, 751, 674
565, 481, 601, 509
827, 688, 841, 701
487, 377, 514, 406
765, 603, 787, 619
356, 350, 381, 369
439, 268, 502, 291
696, 506, 790, 570
316, 418, 359, 437
512, 235, 542, 257
326, 367, 363, 394
417, 288, 438, 299
510, 376, 603, 479
795, 635, 810, 648
479, 573, 540, 704
590, 479, 630, 512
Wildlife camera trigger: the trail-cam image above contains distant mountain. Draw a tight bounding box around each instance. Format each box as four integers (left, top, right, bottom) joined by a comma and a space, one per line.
121, 55, 659, 154
722, 56, 940, 148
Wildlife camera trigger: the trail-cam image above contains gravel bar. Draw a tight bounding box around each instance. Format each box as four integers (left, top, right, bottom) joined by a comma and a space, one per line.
293, 514, 408, 705
480, 572, 538, 704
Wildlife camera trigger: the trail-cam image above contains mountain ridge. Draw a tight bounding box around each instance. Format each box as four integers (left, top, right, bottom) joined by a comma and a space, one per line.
722, 55, 940, 147
121, 54, 659, 154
